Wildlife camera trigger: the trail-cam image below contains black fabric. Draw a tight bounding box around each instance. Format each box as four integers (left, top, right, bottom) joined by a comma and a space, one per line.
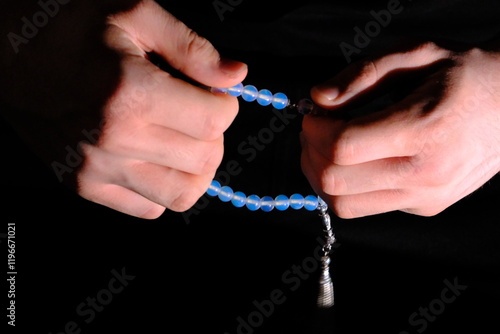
1, 1, 499, 334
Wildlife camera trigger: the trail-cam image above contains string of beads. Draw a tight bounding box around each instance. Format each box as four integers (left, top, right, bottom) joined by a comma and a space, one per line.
211, 83, 318, 115
211, 83, 289, 109
207, 82, 335, 308
207, 180, 324, 212
207, 83, 324, 212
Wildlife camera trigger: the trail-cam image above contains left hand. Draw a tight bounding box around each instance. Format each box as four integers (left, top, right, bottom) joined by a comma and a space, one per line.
301, 41, 500, 219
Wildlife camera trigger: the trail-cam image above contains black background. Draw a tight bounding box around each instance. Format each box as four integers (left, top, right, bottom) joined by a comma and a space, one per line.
2, 0, 500, 333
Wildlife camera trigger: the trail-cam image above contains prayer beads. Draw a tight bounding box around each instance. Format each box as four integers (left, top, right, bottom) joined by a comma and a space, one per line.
206, 82, 335, 308
207, 180, 322, 212
211, 83, 289, 110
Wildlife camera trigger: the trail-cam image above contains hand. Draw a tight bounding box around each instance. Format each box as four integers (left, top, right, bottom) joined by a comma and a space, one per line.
301, 41, 500, 218
0, 0, 247, 219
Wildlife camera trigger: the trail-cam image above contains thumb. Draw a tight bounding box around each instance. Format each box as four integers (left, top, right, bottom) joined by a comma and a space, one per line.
311, 42, 450, 108
110, 0, 247, 87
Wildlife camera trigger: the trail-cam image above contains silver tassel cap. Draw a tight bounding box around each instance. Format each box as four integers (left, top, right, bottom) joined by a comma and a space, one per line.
317, 198, 335, 308
317, 256, 334, 308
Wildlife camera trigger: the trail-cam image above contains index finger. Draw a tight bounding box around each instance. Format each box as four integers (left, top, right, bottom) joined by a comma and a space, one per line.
312, 42, 451, 108
302, 92, 427, 166
119, 59, 239, 141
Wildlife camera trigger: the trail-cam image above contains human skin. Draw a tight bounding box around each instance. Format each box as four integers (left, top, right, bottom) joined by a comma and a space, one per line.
3, 2, 498, 220
0, 0, 247, 219
302, 41, 500, 218
78, 0, 247, 218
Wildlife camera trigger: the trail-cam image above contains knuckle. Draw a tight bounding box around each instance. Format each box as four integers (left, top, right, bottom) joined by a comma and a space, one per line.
331, 198, 356, 219
169, 187, 204, 212
331, 132, 355, 165
138, 205, 166, 220
390, 157, 416, 183
320, 170, 347, 196
185, 30, 208, 54
417, 159, 457, 187
355, 60, 379, 87
77, 141, 95, 158
191, 140, 224, 175
177, 30, 215, 69
198, 100, 237, 140
415, 41, 439, 52
406, 206, 445, 217
96, 122, 135, 154
106, 59, 160, 120
199, 114, 226, 141
107, 83, 151, 121
202, 142, 224, 172
410, 41, 451, 60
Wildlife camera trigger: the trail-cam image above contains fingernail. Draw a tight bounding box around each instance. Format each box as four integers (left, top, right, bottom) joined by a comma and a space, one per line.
312, 85, 339, 102
219, 57, 247, 78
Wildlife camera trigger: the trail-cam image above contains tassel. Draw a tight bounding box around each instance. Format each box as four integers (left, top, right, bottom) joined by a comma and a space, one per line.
317, 256, 334, 308
317, 200, 336, 308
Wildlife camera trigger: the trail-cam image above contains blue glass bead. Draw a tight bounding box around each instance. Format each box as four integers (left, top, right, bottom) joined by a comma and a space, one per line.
231, 191, 247, 208
207, 180, 222, 197
275, 195, 290, 211
242, 85, 258, 102
246, 195, 261, 211
228, 83, 244, 97
304, 195, 319, 211
260, 196, 274, 212
290, 194, 305, 210
218, 186, 234, 202
257, 89, 273, 106
272, 92, 289, 110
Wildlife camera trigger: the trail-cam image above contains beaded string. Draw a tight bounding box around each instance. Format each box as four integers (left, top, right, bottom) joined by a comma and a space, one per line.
207, 83, 336, 308
210, 83, 319, 115
207, 180, 325, 212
